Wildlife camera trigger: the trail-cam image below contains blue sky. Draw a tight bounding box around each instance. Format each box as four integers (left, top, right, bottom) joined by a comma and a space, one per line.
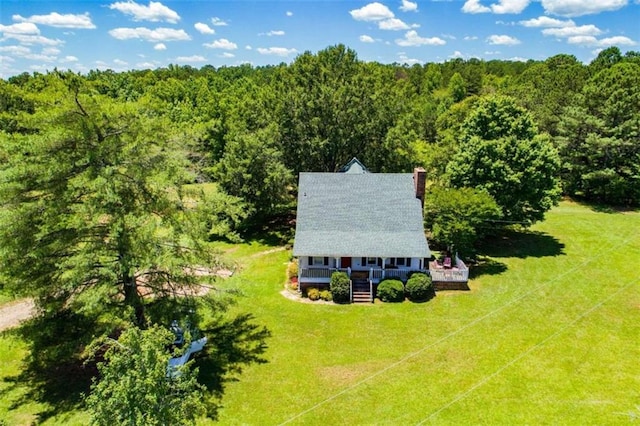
1, 0, 639, 78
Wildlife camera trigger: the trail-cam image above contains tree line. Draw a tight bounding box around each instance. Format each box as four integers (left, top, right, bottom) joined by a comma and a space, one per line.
0, 44, 638, 423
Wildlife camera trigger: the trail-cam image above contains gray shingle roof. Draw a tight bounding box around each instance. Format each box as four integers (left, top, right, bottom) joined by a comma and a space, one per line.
292, 172, 430, 258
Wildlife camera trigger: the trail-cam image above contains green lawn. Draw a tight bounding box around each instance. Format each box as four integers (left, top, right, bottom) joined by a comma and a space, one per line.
1, 200, 639, 424
211, 200, 640, 425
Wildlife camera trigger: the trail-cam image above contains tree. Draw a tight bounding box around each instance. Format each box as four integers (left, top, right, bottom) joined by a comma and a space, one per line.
448, 72, 467, 102
213, 126, 294, 221
0, 72, 221, 331
556, 62, 640, 205
0, 73, 271, 416
423, 187, 501, 257
446, 96, 562, 225
86, 325, 208, 426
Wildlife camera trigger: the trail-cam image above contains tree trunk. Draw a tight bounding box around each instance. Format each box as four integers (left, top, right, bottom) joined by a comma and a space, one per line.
123, 275, 146, 328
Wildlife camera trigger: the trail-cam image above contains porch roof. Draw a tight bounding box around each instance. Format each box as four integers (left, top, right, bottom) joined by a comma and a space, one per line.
292, 171, 430, 258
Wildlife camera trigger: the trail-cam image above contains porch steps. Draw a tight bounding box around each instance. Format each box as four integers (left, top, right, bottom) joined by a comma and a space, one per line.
352, 279, 373, 303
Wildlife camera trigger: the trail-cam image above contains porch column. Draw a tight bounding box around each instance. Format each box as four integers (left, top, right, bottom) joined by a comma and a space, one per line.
335, 257, 341, 269
381, 258, 386, 279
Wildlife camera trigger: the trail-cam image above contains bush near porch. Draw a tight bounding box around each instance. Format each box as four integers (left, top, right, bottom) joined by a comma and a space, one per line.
330, 271, 350, 304
405, 273, 434, 302
377, 279, 404, 303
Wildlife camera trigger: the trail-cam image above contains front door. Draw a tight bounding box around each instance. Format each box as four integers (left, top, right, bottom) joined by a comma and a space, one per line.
341, 257, 351, 269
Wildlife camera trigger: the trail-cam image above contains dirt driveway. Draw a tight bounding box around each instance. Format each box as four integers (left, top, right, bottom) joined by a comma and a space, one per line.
0, 299, 36, 332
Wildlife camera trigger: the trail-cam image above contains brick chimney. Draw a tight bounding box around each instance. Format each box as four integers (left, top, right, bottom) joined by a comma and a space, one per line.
413, 167, 426, 208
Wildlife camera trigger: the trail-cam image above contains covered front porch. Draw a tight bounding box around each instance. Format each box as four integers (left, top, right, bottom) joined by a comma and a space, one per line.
298, 256, 428, 286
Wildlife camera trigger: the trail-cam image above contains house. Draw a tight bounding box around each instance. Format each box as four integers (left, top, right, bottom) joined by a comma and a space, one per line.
293, 158, 436, 302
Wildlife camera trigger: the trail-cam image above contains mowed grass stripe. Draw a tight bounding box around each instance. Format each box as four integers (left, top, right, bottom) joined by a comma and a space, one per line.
419, 277, 639, 425
277, 229, 638, 424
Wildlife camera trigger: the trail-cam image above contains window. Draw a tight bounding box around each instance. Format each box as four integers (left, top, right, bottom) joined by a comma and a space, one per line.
309, 256, 328, 266
366, 257, 377, 265
395, 257, 405, 266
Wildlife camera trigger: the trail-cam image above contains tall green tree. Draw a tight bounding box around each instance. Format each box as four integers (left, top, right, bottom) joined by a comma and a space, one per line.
0, 73, 220, 327
423, 187, 501, 257
556, 62, 640, 205
446, 96, 562, 225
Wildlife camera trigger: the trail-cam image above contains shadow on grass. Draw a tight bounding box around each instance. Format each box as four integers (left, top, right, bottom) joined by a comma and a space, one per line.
469, 257, 508, 280
468, 229, 565, 279
569, 197, 639, 214
0, 310, 100, 423
477, 229, 565, 259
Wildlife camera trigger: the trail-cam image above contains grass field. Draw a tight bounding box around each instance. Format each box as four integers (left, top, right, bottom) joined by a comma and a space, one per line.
1, 200, 639, 424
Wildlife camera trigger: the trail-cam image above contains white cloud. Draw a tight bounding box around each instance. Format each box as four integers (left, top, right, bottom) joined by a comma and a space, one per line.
0, 22, 40, 35
450, 50, 465, 58
176, 55, 206, 62
0, 55, 15, 63
542, 24, 602, 37
598, 36, 636, 46
60, 55, 78, 63
108, 1, 180, 23
568, 35, 636, 46
350, 2, 395, 21
398, 53, 423, 65
541, 0, 628, 17
136, 61, 157, 68
360, 35, 376, 43
154, 43, 166, 50
211, 17, 229, 26
3, 34, 64, 46
519, 16, 575, 27
257, 47, 298, 56
463, 0, 532, 14
194, 23, 215, 34
400, 0, 419, 12
464, 35, 479, 40
396, 30, 446, 46
286, 11, 293, 17
490, 0, 531, 14
114, 59, 128, 65
379, 18, 410, 30
203, 39, 238, 50
13, 12, 95, 29
42, 48, 60, 57
220, 52, 235, 58
0, 45, 31, 55
266, 30, 285, 36
487, 34, 521, 45
109, 27, 190, 42
509, 56, 528, 61
462, 0, 491, 13
484, 50, 501, 54
245, 45, 252, 50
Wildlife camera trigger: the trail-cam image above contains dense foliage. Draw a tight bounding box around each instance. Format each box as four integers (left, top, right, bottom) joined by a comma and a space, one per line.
86, 325, 208, 426
330, 271, 350, 304
423, 187, 502, 256
405, 273, 434, 302
377, 279, 405, 303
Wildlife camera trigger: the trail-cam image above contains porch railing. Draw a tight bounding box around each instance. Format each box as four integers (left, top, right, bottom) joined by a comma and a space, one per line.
299, 267, 350, 280
429, 256, 469, 282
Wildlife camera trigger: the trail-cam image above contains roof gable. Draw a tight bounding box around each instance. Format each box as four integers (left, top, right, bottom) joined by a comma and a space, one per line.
339, 157, 368, 174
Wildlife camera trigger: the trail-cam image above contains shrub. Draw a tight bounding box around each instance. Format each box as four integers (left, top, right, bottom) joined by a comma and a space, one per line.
330, 271, 350, 304
377, 279, 404, 303
405, 273, 434, 302
307, 287, 320, 301
287, 259, 298, 279
319, 289, 332, 302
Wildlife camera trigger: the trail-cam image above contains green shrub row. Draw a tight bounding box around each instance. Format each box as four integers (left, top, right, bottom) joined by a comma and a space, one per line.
304, 287, 332, 302
377, 273, 434, 303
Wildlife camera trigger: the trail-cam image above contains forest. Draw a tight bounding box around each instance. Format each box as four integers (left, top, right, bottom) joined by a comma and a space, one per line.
3, 45, 639, 231
0, 44, 639, 423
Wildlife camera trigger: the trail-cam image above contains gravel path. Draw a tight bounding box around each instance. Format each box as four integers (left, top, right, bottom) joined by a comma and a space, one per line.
0, 299, 36, 332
